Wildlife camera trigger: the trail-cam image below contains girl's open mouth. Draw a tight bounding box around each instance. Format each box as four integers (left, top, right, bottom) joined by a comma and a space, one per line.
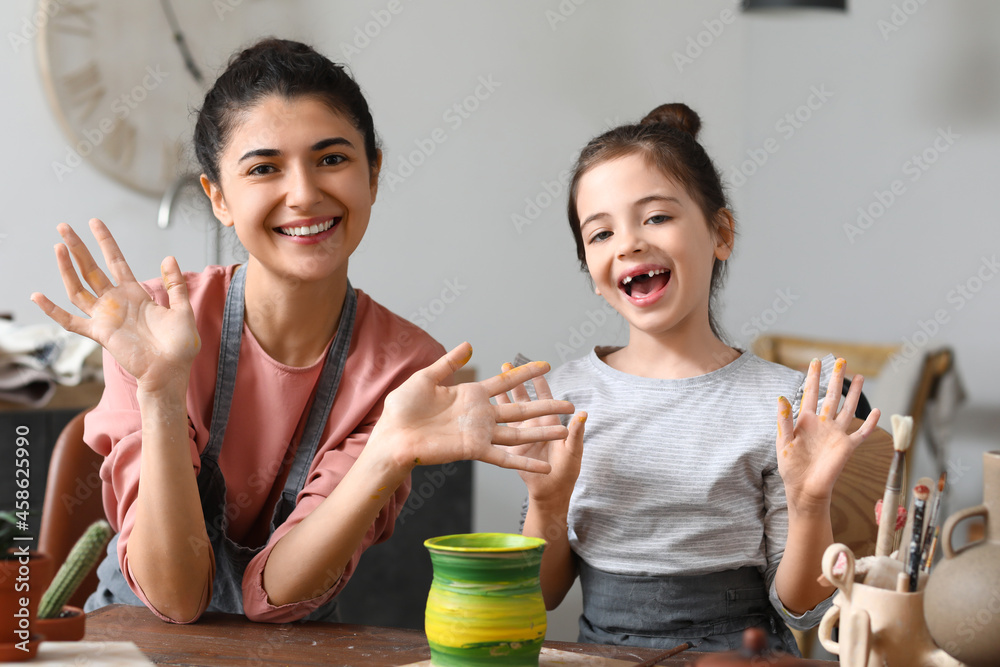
619, 268, 670, 305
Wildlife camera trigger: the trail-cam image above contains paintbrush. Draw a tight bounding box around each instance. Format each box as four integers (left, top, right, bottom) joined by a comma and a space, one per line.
923, 526, 941, 572
906, 483, 930, 591
897, 476, 933, 564
876, 415, 913, 557
920, 472, 947, 568
633, 642, 694, 666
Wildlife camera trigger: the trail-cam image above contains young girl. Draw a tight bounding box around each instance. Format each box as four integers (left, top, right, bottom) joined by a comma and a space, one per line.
503, 103, 881, 653
31, 39, 571, 625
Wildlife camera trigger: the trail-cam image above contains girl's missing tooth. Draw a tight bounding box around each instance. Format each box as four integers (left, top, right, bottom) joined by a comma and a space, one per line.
505, 103, 881, 653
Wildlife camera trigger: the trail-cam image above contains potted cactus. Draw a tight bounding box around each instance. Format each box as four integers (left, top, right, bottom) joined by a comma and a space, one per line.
34, 520, 113, 642
0, 510, 52, 662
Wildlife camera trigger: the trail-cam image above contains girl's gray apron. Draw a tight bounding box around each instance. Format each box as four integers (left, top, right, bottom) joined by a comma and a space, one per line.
577, 560, 800, 655
86, 265, 356, 622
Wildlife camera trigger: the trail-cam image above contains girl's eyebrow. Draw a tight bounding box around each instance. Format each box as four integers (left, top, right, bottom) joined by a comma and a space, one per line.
580, 194, 681, 229
237, 137, 355, 164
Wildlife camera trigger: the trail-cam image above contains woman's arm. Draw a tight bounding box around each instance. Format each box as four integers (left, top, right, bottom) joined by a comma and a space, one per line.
257, 343, 574, 609
33, 220, 211, 623
773, 358, 880, 614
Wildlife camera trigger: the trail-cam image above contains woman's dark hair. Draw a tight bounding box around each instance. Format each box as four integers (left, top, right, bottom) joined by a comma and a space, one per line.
194, 38, 380, 184
566, 103, 734, 339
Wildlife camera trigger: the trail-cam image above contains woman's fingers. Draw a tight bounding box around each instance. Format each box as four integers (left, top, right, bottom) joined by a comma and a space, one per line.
30, 292, 87, 335
531, 374, 554, 401
478, 448, 552, 474
839, 374, 865, 425
54, 243, 97, 313
799, 358, 821, 415
422, 342, 474, 385
495, 399, 573, 424
493, 423, 569, 445
58, 223, 114, 295
565, 412, 587, 459
850, 408, 881, 445
504, 363, 532, 403
820, 358, 846, 421
160, 257, 190, 312
480, 360, 552, 396
90, 218, 138, 285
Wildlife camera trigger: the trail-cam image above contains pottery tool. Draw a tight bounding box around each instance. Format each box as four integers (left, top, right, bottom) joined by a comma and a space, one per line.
876, 415, 913, 557
633, 642, 694, 667
906, 483, 930, 591
897, 476, 933, 564
920, 472, 946, 569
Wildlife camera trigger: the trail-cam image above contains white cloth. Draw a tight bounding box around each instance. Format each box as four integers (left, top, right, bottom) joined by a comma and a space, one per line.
0, 320, 101, 406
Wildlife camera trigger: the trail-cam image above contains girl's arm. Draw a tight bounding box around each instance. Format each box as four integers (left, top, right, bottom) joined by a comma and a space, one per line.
773, 358, 880, 614
257, 344, 575, 609
32, 220, 211, 623
498, 372, 585, 610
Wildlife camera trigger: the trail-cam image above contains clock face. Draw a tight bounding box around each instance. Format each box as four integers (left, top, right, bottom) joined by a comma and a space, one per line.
38, 0, 301, 197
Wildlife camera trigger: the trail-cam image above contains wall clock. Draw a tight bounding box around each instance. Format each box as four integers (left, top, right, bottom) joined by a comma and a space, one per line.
38, 0, 302, 198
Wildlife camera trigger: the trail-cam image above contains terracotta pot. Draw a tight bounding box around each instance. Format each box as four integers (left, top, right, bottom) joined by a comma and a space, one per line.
34, 605, 85, 642
424, 533, 546, 667
0, 551, 52, 662
925, 450, 1000, 667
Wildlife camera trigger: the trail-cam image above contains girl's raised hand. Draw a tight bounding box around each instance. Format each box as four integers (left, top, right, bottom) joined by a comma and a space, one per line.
776, 358, 881, 514
495, 368, 586, 507
31, 219, 201, 394
372, 343, 575, 474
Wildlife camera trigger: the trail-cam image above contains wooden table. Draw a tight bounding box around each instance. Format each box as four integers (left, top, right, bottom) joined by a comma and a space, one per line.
84, 605, 837, 666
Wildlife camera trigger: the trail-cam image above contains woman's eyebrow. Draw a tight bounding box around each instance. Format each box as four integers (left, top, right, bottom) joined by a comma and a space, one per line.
238, 137, 354, 164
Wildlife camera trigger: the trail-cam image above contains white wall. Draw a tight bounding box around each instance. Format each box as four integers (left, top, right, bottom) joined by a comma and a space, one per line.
4, 0, 998, 642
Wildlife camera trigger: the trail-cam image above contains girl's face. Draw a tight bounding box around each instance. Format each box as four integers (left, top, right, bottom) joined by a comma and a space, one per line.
204, 94, 379, 285
576, 153, 732, 341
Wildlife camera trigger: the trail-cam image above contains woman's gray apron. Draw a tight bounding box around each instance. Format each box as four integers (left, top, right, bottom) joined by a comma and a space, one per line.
86, 265, 356, 622
577, 560, 800, 655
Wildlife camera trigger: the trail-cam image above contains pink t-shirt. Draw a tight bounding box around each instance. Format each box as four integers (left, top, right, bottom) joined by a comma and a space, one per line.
84, 265, 445, 622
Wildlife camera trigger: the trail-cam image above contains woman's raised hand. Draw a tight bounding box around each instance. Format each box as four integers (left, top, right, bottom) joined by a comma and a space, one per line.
372, 343, 575, 474
776, 358, 881, 513
31, 219, 200, 394
495, 368, 585, 507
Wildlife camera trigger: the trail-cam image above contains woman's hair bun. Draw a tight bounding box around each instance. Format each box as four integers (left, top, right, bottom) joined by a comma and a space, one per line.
640, 103, 701, 139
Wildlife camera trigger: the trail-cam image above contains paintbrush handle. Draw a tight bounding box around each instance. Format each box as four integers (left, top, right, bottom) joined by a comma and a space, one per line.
876, 487, 900, 557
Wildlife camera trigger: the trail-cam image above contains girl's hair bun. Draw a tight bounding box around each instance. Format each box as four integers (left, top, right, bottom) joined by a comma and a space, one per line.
640, 103, 701, 139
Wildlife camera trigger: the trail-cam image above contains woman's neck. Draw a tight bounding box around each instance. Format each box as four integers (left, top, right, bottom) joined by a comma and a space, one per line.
241, 260, 349, 368
604, 318, 739, 380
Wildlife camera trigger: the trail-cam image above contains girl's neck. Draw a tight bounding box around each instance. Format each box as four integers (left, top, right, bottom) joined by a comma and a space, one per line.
241, 260, 349, 368
604, 319, 740, 380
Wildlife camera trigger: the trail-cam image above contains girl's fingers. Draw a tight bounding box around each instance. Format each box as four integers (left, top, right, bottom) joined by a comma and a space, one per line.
565, 412, 587, 459
480, 360, 551, 396
30, 292, 86, 335
90, 218, 138, 285
839, 374, 865, 425
422, 342, 474, 385
850, 408, 881, 445
531, 374, 554, 401
502, 362, 532, 403
776, 396, 793, 452
494, 399, 574, 424
800, 358, 821, 416
54, 244, 97, 313
820, 358, 846, 421
160, 257, 190, 312
493, 424, 569, 445
58, 223, 113, 295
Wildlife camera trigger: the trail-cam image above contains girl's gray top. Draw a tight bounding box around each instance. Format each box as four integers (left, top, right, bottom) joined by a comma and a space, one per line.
544, 347, 835, 631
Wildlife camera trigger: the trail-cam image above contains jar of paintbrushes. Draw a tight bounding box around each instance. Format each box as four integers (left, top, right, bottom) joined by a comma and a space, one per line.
817, 416, 964, 667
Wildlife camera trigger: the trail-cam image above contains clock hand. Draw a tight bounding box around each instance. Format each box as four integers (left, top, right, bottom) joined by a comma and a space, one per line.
159, 0, 204, 85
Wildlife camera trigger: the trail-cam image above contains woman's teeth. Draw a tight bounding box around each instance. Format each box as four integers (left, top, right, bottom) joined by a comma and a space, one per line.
278, 218, 337, 237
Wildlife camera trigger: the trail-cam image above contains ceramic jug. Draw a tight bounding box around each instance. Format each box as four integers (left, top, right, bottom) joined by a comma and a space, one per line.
817, 543, 963, 667
424, 533, 546, 667
924, 450, 1000, 667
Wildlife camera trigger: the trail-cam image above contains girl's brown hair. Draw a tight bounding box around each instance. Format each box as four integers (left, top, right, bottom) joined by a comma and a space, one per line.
567, 103, 734, 339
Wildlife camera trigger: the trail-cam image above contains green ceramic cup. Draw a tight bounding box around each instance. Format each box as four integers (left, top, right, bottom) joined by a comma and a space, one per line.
424, 533, 547, 666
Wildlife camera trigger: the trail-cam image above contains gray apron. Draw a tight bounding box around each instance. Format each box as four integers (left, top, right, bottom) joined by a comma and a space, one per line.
86, 265, 357, 622
577, 560, 800, 655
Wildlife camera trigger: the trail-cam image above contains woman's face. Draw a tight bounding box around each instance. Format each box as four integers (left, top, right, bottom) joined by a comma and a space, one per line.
576, 153, 731, 341
204, 94, 380, 285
